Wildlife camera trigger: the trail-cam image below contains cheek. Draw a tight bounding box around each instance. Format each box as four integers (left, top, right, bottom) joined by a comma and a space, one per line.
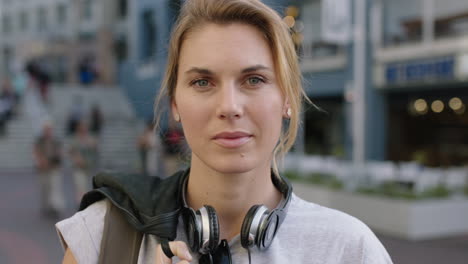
264, 110, 283, 140
252, 96, 284, 141
177, 97, 209, 140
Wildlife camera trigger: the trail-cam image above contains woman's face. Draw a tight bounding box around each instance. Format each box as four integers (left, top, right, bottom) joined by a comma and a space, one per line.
173, 23, 287, 174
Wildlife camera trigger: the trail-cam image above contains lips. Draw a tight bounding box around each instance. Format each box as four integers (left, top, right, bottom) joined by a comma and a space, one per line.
212, 131, 253, 148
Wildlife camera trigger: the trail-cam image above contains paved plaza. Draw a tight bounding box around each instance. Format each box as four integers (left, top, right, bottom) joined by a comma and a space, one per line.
1, 170, 467, 264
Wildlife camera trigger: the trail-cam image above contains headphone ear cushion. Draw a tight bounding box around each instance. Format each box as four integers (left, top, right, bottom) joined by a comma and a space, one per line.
181, 207, 200, 253
240, 205, 261, 249
204, 205, 220, 253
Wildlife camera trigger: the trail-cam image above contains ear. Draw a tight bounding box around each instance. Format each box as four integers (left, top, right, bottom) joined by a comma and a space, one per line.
171, 100, 179, 120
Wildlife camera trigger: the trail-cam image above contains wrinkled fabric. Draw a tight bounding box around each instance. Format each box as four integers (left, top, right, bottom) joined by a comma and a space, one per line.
57, 194, 393, 264
78, 169, 188, 240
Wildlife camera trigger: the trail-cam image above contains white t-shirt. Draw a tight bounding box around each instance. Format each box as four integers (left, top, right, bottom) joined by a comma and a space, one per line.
56, 194, 393, 263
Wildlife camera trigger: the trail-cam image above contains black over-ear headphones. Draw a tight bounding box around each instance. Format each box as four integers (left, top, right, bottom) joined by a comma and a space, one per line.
180, 172, 292, 255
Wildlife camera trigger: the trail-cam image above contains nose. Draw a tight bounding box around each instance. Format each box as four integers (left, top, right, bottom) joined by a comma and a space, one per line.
216, 82, 243, 120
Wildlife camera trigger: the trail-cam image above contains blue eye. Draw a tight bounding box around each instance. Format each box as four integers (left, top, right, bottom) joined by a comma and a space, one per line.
247, 77, 264, 85
194, 79, 209, 87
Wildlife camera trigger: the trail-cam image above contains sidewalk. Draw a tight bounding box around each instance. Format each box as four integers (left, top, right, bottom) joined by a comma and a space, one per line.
0, 169, 70, 264
379, 233, 468, 264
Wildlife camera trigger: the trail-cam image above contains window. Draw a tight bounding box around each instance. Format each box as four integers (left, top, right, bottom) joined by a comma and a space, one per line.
118, 0, 128, 19
38, 7, 47, 31
2, 47, 12, 74
57, 3, 67, 25
299, 0, 343, 58
434, 0, 468, 38
304, 98, 345, 156
82, 0, 93, 20
115, 36, 128, 62
2, 15, 12, 35
383, 0, 423, 45
19, 11, 28, 31
141, 10, 156, 59
169, 0, 182, 20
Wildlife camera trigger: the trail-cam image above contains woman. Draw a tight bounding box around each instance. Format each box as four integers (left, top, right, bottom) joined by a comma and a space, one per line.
57, 0, 393, 263
69, 120, 98, 204
34, 121, 65, 218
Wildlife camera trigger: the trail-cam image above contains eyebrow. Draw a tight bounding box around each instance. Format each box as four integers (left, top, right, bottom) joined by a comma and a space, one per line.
184, 67, 214, 75
241, 65, 272, 73
184, 65, 272, 75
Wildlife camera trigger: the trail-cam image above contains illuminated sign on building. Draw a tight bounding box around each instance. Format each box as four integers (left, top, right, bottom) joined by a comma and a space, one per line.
385, 56, 455, 85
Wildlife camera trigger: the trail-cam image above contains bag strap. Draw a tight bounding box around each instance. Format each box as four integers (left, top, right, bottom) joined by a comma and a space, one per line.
98, 202, 143, 264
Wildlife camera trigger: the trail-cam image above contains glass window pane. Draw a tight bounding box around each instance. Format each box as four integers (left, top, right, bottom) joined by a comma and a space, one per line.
2, 15, 11, 34
141, 10, 156, 59
38, 7, 47, 31
434, 0, 468, 38
299, 0, 343, 58
81, 0, 93, 20
383, 0, 423, 46
20, 11, 28, 31
57, 4, 67, 25
118, 0, 128, 19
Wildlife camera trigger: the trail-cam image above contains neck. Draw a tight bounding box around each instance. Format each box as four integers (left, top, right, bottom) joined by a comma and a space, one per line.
186, 154, 282, 241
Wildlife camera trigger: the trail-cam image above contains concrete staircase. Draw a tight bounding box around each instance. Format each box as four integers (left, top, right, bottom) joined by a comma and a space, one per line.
0, 85, 143, 172
0, 118, 36, 170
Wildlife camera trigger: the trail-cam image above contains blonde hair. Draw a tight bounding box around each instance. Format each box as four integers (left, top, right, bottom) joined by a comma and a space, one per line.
155, 0, 308, 174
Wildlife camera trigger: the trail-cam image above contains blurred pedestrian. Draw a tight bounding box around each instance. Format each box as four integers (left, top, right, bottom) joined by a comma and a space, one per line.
33, 121, 65, 218
0, 78, 17, 116
89, 104, 104, 137
78, 56, 98, 86
21, 61, 51, 136
12, 60, 28, 102
0, 79, 17, 136
66, 95, 85, 136
137, 120, 163, 176
25, 61, 51, 104
69, 120, 98, 205
162, 126, 185, 176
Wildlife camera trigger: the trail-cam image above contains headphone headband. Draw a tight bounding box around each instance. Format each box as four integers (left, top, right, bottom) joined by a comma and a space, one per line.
179, 169, 293, 253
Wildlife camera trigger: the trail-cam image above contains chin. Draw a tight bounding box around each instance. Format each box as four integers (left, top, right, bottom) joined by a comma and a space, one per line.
204, 154, 259, 174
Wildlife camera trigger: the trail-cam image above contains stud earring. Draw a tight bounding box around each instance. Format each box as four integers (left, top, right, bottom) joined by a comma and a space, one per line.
286, 108, 291, 118
174, 114, 180, 122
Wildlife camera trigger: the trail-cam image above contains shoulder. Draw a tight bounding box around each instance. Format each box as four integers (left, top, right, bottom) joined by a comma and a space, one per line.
287, 193, 370, 233
283, 194, 371, 242
56, 199, 109, 264
279, 194, 393, 263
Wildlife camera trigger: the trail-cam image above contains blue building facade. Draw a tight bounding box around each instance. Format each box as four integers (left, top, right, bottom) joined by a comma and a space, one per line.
119, 0, 468, 166
118, 0, 180, 122
297, 0, 468, 166
374, 0, 468, 166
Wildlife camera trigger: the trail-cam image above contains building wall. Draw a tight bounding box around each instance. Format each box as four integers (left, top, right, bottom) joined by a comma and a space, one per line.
119, 0, 173, 121
0, 0, 74, 78
0, 0, 127, 84
383, 1, 468, 163
297, 0, 391, 161
377, 0, 468, 166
